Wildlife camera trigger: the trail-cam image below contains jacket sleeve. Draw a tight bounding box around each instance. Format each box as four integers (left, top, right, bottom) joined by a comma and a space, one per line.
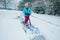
28, 9, 32, 14
23, 8, 26, 14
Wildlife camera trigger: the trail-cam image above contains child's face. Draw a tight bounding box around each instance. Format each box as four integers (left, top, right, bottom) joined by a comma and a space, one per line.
25, 5, 29, 8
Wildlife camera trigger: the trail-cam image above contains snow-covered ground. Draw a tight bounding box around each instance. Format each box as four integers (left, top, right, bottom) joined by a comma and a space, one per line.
30, 13, 60, 40
0, 9, 60, 40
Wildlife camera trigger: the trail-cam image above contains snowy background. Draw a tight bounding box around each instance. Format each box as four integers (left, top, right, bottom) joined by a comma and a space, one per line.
0, 0, 60, 15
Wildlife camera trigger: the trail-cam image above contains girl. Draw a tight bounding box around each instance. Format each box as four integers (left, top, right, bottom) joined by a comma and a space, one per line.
22, 3, 32, 25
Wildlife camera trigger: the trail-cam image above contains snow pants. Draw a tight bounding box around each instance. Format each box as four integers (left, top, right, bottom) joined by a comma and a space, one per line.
24, 16, 29, 24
